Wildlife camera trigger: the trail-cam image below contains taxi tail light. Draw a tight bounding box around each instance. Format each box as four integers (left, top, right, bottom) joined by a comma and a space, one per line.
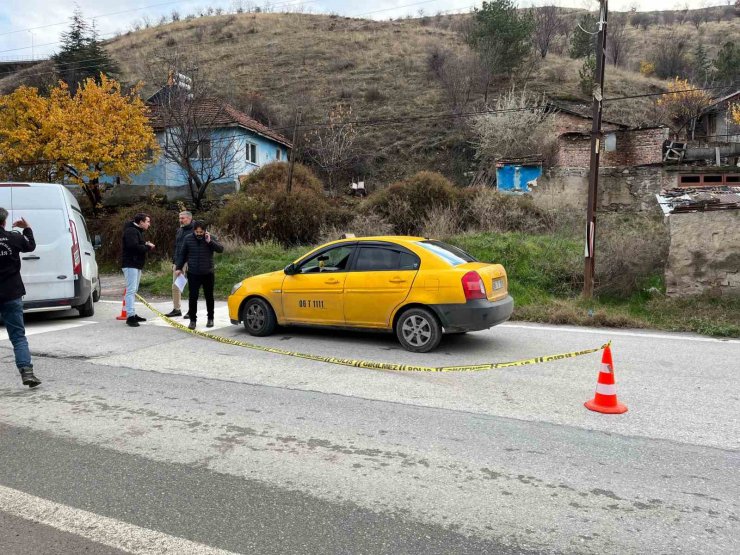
461, 271, 486, 300
70, 219, 82, 276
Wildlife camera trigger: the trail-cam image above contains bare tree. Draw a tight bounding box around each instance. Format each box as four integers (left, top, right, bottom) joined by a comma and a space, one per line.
151, 73, 243, 208
305, 104, 357, 197
430, 49, 486, 113
606, 16, 630, 67
532, 5, 560, 59
472, 87, 556, 163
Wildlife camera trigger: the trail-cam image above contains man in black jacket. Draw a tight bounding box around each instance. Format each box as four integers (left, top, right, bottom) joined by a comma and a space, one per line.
175, 221, 223, 329
165, 210, 193, 318
0, 208, 41, 387
121, 213, 155, 328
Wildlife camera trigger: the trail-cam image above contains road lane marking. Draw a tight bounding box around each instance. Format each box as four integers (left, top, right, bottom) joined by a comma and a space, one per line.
501, 323, 740, 344
0, 320, 96, 341
0, 484, 237, 555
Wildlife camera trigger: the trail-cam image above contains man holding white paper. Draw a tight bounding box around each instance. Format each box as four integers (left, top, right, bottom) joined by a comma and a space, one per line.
175, 221, 223, 329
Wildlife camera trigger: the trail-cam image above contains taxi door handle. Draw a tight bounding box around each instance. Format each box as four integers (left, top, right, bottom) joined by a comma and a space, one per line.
389, 278, 406, 283
325, 278, 340, 285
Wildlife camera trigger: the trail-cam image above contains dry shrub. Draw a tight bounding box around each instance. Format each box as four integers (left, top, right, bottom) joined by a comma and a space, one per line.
420, 205, 464, 239
364, 171, 457, 235
240, 161, 324, 196
464, 187, 554, 233
89, 202, 181, 265
218, 188, 327, 246
216, 195, 269, 243
595, 214, 669, 297
319, 212, 393, 243
471, 87, 556, 163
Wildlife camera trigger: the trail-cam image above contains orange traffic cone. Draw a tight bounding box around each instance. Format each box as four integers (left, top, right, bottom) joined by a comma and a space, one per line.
116, 288, 128, 320
585, 345, 628, 414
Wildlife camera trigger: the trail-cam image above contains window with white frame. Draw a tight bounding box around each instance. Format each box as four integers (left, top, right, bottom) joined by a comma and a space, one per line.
246, 142, 258, 164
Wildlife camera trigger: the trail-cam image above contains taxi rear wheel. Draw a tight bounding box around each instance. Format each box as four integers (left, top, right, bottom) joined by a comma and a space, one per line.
395, 307, 442, 353
242, 298, 277, 336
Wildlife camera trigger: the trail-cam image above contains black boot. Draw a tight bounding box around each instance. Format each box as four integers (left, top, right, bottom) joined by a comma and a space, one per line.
165, 308, 182, 317
20, 367, 41, 388
206, 318, 214, 328
126, 316, 140, 327
134, 315, 147, 322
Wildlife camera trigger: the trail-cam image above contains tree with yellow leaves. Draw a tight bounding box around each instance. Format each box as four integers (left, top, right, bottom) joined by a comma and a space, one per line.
656, 78, 713, 140
0, 75, 158, 210
731, 103, 740, 126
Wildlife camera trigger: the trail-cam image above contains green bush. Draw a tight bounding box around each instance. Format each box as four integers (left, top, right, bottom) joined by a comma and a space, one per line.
218, 189, 327, 246
89, 202, 181, 266
364, 171, 458, 235
240, 161, 324, 196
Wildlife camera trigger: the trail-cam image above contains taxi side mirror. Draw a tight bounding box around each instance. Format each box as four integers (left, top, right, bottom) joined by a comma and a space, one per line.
284, 263, 296, 275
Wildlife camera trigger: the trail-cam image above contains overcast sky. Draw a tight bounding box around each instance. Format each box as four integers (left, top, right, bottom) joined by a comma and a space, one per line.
0, 0, 731, 60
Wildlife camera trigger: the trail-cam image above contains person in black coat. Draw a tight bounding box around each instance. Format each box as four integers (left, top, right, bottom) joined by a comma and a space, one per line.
121, 213, 155, 327
174, 221, 223, 329
0, 208, 41, 388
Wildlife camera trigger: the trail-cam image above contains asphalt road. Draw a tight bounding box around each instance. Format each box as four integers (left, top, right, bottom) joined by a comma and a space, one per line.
0, 299, 738, 554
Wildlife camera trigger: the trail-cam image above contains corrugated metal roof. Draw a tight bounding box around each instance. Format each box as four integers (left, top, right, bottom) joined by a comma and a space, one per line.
656, 186, 740, 215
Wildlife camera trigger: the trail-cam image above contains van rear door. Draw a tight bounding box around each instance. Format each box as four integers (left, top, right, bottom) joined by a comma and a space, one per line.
10, 185, 75, 303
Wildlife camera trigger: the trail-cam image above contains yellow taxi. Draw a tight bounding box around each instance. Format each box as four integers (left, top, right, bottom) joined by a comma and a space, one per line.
228, 236, 513, 352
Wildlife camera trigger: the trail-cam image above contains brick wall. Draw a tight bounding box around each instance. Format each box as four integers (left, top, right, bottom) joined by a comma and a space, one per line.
555, 127, 667, 168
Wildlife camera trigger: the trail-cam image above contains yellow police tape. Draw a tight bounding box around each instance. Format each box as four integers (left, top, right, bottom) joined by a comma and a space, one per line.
137, 294, 608, 373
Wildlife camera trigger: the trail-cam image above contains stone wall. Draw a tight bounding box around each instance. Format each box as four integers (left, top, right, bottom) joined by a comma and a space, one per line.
665, 210, 740, 297
532, 166, 670, 213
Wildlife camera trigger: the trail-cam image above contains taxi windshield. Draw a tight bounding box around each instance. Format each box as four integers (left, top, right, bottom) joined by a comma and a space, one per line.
416, 240, 477, 266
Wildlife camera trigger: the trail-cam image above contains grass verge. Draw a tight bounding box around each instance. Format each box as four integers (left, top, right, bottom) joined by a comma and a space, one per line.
138, 233, 739, 338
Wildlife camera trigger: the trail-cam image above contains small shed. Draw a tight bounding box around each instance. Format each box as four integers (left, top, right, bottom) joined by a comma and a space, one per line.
495, 157, 543, 194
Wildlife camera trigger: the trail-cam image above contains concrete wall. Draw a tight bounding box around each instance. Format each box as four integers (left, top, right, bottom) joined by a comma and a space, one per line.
665, 210, 740, 297
533, 166, 670, 213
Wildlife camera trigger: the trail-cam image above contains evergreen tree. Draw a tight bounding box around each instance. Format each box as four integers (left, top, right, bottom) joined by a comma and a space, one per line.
692, 42, 712, 85
578, 56, 596, 97
52, 9, 119, 95
570, 13, 598, 59
713, 41, 739, 86
466, 0, 534, 77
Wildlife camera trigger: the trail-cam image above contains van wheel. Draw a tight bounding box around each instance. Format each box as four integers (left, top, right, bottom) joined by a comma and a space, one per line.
77, 294, 94, 317
395, 307, 442, 353
242, 298, 276, 336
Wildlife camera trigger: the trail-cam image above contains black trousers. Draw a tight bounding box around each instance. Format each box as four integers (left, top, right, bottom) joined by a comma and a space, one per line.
187, 272, 215, 321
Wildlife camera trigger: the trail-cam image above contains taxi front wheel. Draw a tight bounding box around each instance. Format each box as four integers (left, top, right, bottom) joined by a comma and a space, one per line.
243, 298, 277, 336
395, 307, 442, 353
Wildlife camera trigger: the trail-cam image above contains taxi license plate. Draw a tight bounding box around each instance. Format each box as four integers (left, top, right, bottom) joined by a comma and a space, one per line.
492, 279, 504, 291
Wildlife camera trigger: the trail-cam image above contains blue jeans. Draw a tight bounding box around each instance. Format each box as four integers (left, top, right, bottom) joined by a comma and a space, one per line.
0, 297, 32, 371
122, 267, 142, 317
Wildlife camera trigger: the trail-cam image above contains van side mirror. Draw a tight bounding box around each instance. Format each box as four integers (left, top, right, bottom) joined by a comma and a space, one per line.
93, 235, 102, 250
284, 263, 296, 275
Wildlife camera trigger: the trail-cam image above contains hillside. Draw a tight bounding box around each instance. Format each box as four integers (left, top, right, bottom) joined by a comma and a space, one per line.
3, 9, 737, 187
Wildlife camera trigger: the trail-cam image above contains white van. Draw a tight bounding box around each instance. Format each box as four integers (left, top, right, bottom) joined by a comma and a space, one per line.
0, 182, 100, 317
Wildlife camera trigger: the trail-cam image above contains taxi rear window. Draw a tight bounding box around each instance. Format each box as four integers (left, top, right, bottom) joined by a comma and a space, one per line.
416, 241, 477, 266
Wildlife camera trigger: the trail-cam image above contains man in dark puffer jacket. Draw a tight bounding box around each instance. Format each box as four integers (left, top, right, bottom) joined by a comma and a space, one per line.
174, 220, 224, 329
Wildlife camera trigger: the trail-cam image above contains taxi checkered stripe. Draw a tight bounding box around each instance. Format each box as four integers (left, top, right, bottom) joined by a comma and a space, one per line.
138, 295, 608, 373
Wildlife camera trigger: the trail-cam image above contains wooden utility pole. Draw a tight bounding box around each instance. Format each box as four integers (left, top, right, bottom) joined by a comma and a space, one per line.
286, 110, 301, 194
583, 0, 608, 298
